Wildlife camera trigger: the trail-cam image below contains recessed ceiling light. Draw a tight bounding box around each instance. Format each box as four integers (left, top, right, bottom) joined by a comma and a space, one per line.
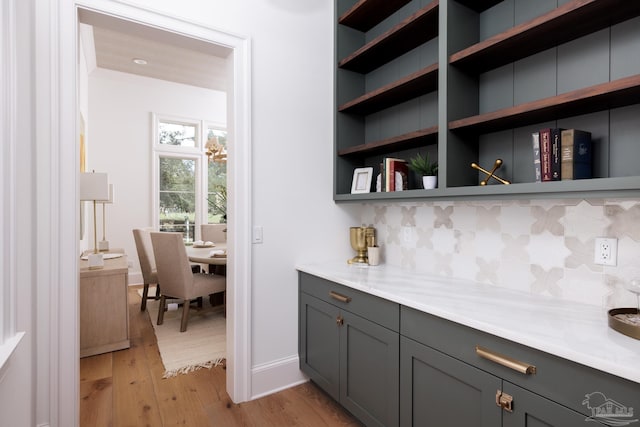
132, 58, 147, 65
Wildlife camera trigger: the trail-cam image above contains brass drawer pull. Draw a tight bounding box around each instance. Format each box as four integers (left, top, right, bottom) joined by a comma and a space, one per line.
329, 291, 351, 303
476, 345, 537, 375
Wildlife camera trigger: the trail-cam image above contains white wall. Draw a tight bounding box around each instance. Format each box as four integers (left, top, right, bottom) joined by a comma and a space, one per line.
87, 68, 227, 281
85, 0, 360, 399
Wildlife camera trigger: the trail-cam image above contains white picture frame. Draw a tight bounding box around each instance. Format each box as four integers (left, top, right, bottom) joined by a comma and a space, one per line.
351, 167, 373, 194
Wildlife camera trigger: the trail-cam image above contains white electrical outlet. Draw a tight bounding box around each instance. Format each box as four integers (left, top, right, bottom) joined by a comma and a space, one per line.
594, 237, 618, 266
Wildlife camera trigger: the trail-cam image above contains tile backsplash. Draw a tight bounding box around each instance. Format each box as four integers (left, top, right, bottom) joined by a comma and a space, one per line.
360, 199, 640, 308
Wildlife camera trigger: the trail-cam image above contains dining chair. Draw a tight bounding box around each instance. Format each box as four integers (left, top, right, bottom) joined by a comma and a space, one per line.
132, 228, 160, 311
200, 223, 227, 275
150, 231, 226, 332
200, 223, 227, 243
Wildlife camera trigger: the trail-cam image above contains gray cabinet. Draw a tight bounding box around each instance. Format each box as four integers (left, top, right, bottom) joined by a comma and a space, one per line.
400, 336, 501, 427
401, 306, 633, 427
299, 272, 400, 426
299, 272, 638, 427
335, 0, 640, 201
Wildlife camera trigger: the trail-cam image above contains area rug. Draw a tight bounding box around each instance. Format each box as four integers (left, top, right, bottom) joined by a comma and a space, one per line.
138, 287, 226, 378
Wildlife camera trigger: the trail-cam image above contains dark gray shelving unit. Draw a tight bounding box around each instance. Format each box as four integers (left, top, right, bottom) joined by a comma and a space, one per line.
334, 0, 640, 202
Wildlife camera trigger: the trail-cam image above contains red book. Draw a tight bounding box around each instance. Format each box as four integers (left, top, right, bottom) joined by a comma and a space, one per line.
540, 128, 552, 182
384, 157, 408, 191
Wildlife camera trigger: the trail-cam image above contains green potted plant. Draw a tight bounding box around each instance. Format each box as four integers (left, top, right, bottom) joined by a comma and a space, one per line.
408, 152, 438, 189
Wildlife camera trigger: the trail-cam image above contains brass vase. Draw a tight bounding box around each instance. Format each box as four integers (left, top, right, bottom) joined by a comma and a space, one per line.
348, 227, 367, 264
348, 226, 375, 264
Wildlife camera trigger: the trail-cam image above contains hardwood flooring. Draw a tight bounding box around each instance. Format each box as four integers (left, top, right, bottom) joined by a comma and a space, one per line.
80, 286, 361, 426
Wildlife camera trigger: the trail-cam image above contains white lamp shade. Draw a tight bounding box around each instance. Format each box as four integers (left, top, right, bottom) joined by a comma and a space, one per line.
97, 184, 114, 204
80, 172, 109, 201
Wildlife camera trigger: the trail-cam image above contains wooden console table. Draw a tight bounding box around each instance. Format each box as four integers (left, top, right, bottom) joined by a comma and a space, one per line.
80, 252, 130, 358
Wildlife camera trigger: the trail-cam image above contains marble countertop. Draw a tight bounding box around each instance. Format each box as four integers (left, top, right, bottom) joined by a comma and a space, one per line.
297, 261, 640, 384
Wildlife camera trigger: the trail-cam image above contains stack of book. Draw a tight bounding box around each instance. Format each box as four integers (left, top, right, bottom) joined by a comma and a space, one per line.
378, 157, 409, 192
532, 128, 592, 182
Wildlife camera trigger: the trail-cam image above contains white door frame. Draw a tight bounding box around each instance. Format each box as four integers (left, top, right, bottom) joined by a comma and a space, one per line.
53, 1, 252, 423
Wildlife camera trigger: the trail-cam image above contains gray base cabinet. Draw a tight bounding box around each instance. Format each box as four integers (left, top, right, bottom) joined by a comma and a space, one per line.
299, 271, 639, 427
400, 336, 501, 427
299, 272, 400, 427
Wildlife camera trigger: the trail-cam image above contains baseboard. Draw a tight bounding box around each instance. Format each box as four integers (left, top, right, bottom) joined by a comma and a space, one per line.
129, 272, 143, 285
250, 354, 308, 400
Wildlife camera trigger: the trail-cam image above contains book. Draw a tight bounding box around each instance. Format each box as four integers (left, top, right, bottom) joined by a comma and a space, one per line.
540, 128, 552, 181
384, 157, 408, 192
531, 131, 541, 182
551, 128, 564, 181
561, 129, 592, 180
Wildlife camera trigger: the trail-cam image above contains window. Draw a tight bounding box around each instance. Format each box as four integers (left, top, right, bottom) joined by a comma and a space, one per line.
153, 115, 226, 241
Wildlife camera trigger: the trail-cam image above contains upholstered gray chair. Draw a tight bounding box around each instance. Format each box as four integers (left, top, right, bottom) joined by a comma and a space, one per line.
150, 231, 226, 332
132, 228, 160, 311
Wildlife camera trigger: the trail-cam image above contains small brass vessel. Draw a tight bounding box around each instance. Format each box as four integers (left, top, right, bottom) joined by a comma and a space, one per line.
348, 226, 376, 265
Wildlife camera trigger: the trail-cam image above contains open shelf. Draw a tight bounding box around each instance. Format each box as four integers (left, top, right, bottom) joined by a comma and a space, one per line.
338, 126, 438, 157
448, 74, 640, 134
338, 64, 438, 115
450, 0, 640, 74
338, 1, 439, 74
338, 0, 411, 32
455, 0, 502, 13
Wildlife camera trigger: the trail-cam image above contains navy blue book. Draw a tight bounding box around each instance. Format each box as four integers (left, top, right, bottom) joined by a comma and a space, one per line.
561, 129, 592, 180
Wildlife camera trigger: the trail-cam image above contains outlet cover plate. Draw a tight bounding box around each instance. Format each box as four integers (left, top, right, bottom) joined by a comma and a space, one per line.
594, 237, 617, 266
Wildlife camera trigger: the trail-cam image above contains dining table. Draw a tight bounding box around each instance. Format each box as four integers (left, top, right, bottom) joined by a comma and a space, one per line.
186, 243, 227, 266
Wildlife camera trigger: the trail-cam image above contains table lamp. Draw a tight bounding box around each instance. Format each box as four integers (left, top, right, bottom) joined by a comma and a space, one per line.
97, 184, 114, 252
80, 172, 109, 269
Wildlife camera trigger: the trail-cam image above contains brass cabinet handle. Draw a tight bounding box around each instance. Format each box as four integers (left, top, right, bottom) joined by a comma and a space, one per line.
336, 315, 344, 326
329, 291, 352, 303
476, 345, 537, 375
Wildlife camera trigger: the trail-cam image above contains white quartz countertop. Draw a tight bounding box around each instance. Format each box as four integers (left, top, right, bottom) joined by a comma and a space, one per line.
296, 262, 640, 384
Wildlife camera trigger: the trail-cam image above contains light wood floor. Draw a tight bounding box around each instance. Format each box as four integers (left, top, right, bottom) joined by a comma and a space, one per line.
80, 286, 361, 426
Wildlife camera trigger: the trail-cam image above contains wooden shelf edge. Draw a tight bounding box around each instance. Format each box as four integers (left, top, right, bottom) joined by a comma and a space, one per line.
450, 0, 640, 73
448, 74, 640, 133
337, 126, 438, 157
338, 0, 411, 32
339, 0, 439, 74
334, 177, 640, 202
339, 63, 439, 115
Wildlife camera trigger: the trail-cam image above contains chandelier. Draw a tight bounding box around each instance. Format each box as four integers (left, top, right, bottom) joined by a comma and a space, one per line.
205, 136, 227, 163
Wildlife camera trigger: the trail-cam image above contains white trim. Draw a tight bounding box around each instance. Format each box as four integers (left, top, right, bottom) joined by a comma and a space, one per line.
250, 355, 307, 400
72, 0, 253, 404
0, 0, 17, 346
0, 332, 24, 384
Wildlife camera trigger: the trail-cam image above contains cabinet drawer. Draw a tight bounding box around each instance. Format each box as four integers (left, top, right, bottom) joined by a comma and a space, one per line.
299, 272, 399, 331
401, 306, 640, 419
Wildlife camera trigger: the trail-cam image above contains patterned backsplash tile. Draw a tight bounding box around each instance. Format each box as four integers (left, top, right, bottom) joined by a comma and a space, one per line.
360, 199, 640, 308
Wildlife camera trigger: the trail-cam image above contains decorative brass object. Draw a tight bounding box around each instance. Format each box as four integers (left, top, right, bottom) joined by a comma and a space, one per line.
329, 291, 352, 304
348, 225, 376, 264
476, 345, 537, 375
496, 390, 514, 412
471, 159, 511, 185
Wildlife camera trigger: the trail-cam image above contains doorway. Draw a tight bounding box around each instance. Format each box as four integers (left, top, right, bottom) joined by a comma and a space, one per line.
75, 4, 252, 403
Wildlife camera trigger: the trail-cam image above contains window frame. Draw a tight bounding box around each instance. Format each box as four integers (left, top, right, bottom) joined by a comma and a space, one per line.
152, 114, 226, 241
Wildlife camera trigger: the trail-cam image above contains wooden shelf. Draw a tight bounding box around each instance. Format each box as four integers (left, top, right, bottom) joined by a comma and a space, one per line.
454, 0, 502, 13
338, 0, 411, 32
338, 126, 438, 157
339, 1, 439, 74
338, 63, 438, 115
448, 74, 640, 134
450, 0, 640, 74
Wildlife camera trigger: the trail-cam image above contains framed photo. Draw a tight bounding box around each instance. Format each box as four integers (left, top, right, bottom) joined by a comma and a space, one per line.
351, 167, 373, 194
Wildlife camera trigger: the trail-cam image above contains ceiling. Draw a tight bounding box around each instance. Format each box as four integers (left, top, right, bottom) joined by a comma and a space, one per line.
78, 9, 231, 92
